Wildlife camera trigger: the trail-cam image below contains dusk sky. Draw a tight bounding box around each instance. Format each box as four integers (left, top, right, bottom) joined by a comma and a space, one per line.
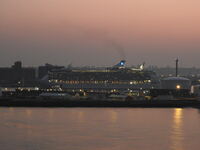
1, 0, 200, 67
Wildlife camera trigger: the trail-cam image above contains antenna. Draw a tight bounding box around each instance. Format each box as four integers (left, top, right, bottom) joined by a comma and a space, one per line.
175, 58, 179, 77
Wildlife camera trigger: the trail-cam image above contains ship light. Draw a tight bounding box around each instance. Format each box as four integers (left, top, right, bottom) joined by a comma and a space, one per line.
35, 87, 39, 91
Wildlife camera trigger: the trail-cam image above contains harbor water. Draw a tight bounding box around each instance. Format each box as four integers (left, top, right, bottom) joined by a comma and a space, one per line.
0, 108, 200, 150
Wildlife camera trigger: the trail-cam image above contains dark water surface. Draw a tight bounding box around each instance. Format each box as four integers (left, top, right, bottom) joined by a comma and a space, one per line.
0, 108, 200, 150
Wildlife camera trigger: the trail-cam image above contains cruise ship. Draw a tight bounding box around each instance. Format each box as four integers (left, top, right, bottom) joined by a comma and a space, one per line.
47, 60, 160, 92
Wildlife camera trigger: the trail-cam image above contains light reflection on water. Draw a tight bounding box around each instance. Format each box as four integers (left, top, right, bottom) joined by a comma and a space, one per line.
0, 108, 200, 150
109, 110, 118, 123
171, 108, 184, 150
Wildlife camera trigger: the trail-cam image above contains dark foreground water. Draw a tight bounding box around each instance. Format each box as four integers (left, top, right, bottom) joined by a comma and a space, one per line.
0, 108, 200, 150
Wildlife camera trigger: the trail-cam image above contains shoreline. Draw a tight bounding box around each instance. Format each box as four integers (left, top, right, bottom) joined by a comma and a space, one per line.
0, 98, 200, 108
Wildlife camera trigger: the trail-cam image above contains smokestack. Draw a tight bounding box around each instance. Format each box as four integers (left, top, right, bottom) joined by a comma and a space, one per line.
175, 58, 179, 77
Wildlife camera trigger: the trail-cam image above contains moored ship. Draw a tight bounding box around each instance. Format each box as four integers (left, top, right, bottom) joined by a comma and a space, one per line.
47, 60, 160, 92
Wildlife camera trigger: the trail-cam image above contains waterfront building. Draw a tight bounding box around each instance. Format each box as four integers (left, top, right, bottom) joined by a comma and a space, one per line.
161, 77, 191, 90
0, 61, 36, 87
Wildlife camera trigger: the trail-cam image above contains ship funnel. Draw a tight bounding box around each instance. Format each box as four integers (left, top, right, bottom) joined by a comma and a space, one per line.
113, 60, 126, 68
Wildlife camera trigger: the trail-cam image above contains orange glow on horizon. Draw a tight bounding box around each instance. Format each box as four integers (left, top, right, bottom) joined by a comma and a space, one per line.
1, 0, 200, 67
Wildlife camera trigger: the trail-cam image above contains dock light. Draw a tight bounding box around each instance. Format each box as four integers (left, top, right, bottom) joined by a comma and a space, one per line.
176, 85, 181, 89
